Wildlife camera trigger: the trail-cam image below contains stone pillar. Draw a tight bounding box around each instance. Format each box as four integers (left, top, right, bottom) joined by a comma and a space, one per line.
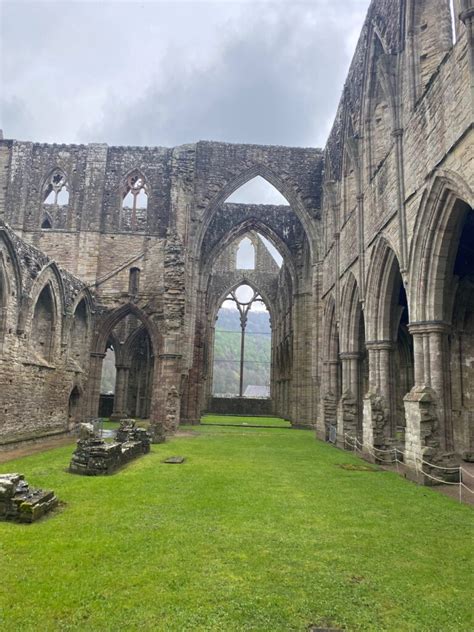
336, 391, 358, 448
205, 323, 216, 404
87, 352, 105, 418
337, 352, 361, 447
406, 322, 453, 465
149, 334, 182, 441
340, 353, 360, 399
328, 360, 339, 397
363, 342, 392, 451
111, 365, 130, 420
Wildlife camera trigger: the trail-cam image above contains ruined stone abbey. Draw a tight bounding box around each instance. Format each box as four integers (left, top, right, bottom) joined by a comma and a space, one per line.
0, 0, 473, 474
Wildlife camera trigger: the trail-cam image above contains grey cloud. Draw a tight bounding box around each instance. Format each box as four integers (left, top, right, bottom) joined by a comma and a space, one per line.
80, 4, 363, 147
1, 1, 369, 147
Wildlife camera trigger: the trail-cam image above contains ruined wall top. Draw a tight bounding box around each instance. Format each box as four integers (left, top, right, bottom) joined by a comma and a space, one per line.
0, 139, 323, 236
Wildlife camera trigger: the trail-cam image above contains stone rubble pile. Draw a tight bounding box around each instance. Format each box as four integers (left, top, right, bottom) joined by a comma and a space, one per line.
69, 420, 151, 476
0, 473, 58, 523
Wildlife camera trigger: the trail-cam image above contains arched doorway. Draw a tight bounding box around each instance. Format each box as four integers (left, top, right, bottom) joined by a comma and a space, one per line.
68, 386, 81, 428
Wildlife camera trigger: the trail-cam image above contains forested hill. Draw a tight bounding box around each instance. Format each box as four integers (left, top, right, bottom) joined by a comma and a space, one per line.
215, 307, 271, 333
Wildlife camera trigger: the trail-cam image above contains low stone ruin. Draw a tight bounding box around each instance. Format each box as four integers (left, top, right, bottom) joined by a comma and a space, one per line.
0, 473, 58, 523
69, 420, 151, 476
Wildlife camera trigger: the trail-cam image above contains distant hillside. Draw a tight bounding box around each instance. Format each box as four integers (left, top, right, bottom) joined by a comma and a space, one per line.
213, 307, 271, 396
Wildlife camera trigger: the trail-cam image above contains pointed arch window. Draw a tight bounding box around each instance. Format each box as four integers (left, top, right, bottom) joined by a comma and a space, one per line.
236, 237, 255, 270
41, 215, 53, 230
122, 172, 148, 231
43, 170, 69, 207
225, 175, 289, 205
70, 299, 88, 367
32, 284, 55, 362
213, 284, 271, 398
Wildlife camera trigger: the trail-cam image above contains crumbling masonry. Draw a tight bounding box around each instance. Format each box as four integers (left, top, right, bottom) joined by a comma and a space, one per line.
0, 0, 473, 474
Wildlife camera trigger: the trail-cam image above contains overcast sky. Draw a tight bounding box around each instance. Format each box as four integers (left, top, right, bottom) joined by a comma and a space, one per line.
0, 0, 370, 149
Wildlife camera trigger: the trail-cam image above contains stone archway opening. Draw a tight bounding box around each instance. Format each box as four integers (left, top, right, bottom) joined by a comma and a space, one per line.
68, 386, 81, 428
183, 164, 316, 428
393, 280, 414, 448
126, 328, 155, 419
448, 202, 474, 459
364, 244, 414, 451
99, 341, 116, 418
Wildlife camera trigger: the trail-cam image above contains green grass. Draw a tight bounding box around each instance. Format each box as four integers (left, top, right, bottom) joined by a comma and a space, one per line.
201, 414, 291, 427
0, 420, 472, 631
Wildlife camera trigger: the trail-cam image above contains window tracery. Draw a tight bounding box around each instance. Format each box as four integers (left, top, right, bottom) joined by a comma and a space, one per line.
213, 284, 271, 398
122, 172, 148, 231
44, 170, 69, 206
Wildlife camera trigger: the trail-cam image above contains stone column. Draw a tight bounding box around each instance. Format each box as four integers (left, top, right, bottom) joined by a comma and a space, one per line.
336, 352, 358, 445
404, 322, 453, 469
149, 334, 182, 440
337, 352, 361, 445
86, 352, 105, 418
363, 341, 393, 451
205, 323, 216, 404
111, 365, 130, 420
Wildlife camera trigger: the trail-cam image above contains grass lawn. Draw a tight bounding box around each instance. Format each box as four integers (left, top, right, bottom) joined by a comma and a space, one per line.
0, 421, 472, 631
201, 414, 291, 427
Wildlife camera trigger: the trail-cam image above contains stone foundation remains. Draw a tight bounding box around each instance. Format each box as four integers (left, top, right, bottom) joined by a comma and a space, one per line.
0, 473, 58, 523
69, 421, 151, 475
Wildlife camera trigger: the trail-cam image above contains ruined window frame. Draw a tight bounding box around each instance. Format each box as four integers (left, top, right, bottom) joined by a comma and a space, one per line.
43, 169, 70, 207
121, 172, 149, 232
213, 284, 271, 398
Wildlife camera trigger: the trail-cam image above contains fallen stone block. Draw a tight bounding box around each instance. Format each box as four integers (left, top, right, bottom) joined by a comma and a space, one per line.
0, 473, 58, 523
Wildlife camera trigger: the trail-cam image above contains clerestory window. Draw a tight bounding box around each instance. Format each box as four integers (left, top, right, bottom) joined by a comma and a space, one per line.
44, 170, 69, 206
122, 173, 148, 231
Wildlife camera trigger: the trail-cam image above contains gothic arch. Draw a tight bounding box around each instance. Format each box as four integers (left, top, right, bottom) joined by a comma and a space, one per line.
201, 217, 297, 286
362, 30, 397, 175
106, 331, 123, 364
26, 264, 65, 360
409, 171, 474, 323
365, 237, 404, 342
122, 324, 154, 365
0, 229, 22, 348
196, 164, 318, 262
339, 272, 363, 353
93, 302, 160, 357
29, 281, 59, 363
68, 294, 93, 368
211, 278, 275, 327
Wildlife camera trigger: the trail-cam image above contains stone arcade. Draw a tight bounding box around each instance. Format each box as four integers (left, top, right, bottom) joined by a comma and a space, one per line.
0, 0, 473, 478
